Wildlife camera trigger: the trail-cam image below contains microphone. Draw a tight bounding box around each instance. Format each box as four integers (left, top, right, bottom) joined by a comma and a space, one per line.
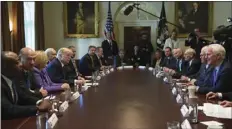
124, 5, 134, 16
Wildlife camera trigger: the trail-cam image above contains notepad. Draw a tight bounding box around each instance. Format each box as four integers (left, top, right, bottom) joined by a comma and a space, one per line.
203, 103, 232, 119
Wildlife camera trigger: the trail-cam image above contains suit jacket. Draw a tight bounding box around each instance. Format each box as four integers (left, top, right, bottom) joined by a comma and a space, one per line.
172, 58, 188, 78
20, 70, 43, 99
198, 61, 232, 94
32, 67, 63, 92
160, 56, 177, 70
137, 41, 154, 66
129, 51, 142, 66
183, 59, 201, 76
101, 40, 119, 61
115, 55, 130, 67
151, 57, 164, 68
46, 58, 74, 86
1, 76, 39, 120
194, 64, 214, 87
222, 92, 232, 101
79, 54, 99, 76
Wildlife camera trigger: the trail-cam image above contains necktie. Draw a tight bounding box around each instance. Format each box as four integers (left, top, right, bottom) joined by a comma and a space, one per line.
24, 72, 31, 89
11, 82, 18, 104
179, 59, 182, 72
90, 56, 94, 68
72, 59, 79, 76
213, 68, 218, 87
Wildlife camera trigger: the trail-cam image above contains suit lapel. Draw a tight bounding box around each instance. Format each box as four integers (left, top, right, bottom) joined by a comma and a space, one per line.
1, 77, 15, 103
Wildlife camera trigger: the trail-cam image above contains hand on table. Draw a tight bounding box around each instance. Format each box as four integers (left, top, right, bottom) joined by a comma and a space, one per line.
180, 76, 190, 82
206, 92, 219, 100
40, 87, 48, 97
61, 83, 70, 90
219, 100, 232, 107
37, 100, 52, 112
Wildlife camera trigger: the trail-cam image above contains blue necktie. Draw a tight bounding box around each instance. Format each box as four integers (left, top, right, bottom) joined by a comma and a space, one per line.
179, 60, 182, 72
213, 68, 218, 87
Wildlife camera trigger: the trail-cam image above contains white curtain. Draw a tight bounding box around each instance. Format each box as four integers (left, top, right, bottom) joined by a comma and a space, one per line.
23, 2, 35, 50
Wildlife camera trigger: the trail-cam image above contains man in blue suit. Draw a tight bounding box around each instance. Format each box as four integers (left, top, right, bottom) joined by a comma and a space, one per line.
46, 48, 83, 87
195, 44, 232, 94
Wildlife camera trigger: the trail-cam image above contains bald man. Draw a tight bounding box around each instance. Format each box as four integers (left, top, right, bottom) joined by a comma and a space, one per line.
46, 48, 84, 87
2, 51, 52, 119
19, 47, 48, 98
45, 48, 57, 63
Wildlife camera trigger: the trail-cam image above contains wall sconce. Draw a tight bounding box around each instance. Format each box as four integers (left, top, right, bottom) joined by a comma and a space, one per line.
9, 20, 13, 33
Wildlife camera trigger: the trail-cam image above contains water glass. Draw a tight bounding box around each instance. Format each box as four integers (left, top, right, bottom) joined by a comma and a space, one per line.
188, 103, 198, 124
167, 121, 180, 129
36, 113, 48, 129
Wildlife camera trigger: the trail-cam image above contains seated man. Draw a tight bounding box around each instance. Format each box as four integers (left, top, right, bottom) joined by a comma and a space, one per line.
67, 46, 85, 81
181, 46, 213, 87
19, 47, 48, 98
171, 48, 187, 77
196, 44, 232, 94
96, 46, 107, 67
160, 47, 177, 70
45, 48, 57, 64
79, 46, 99, 76
151, 49, 164, 68
46, 48, 83, 87
114, 49, 130, 67
1, 51, 51, 120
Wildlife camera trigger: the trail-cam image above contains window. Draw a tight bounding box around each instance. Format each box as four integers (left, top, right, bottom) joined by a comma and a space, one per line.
23, 2, 35, 50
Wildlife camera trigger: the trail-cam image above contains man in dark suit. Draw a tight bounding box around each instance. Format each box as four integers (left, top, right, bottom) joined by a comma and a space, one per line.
46, 48, 84, 87
101, 32, 119, 65
129, 45, 141, 66
96, 47, 107, 67
67, 46, 85, 81
151, 49, 164, 68
19, 47, 47, 98
137, 33, 154, 66
196, 44, 232, 94
1, 51, 51, 120
115, 49, 130, 67
160, 47, 177, 70
79, 46, 100, 76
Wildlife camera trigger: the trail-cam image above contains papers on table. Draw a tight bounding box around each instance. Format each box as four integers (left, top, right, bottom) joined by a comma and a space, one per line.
201, 121, 224, 129
138, 66, 146, 69
85, 83, 99, 86
203, 103, 232, 119
148, 67, 153, 71
117, 66, 133, 70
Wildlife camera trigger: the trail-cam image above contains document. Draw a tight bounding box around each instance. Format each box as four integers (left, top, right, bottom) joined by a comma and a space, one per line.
203, 103, 232, 119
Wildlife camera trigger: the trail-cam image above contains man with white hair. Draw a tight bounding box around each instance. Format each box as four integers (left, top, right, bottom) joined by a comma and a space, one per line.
46, 48, 84, 87
45, 48, 57, 63
196, 44, 232, 94
19, 47, 48, 98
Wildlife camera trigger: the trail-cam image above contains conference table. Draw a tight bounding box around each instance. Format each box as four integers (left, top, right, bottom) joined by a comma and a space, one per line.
2, 69, 232, 129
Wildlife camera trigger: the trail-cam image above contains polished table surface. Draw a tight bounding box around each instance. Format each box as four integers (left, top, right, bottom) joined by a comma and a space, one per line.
2, 69, 232, 129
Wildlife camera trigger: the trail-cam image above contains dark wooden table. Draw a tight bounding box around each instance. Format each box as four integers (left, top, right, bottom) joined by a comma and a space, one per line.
2, 70, 232, 129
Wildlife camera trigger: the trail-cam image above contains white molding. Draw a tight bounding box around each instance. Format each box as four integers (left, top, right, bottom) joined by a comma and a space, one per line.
117, 20, 159, 49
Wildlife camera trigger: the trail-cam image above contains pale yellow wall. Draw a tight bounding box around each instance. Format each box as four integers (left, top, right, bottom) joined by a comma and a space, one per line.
7, 1, 232, 58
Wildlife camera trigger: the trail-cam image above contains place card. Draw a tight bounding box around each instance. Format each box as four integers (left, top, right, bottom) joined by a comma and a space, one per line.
148, 67, 153, 71
110, 68, 114, 72
117, 67, 123, 70
181, 119, 192, 129
96, 76, 101, 80
176, 94, 183, 104
70, 92, 80, 101
181, 105, 189, 117
59, 101, 69, 112
172, 87, 177, 95
124, 66, 133, 69
47, 113, 58, 128
138, 66, 146, 69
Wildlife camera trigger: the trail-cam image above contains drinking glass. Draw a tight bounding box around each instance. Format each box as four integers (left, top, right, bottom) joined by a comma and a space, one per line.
36, 113, 48, 129
167, 121, 180, 129
188, 103, 198, 124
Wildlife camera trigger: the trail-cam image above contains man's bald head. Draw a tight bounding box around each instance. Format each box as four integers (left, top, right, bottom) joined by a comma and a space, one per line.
1, 51, 22, 78
19, 47, 36, 70
45, 48, 57, 62
173, 48, 183, 59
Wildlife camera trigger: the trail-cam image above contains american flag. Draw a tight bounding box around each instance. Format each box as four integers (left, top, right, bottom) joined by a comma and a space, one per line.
104, 1, 115, 40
